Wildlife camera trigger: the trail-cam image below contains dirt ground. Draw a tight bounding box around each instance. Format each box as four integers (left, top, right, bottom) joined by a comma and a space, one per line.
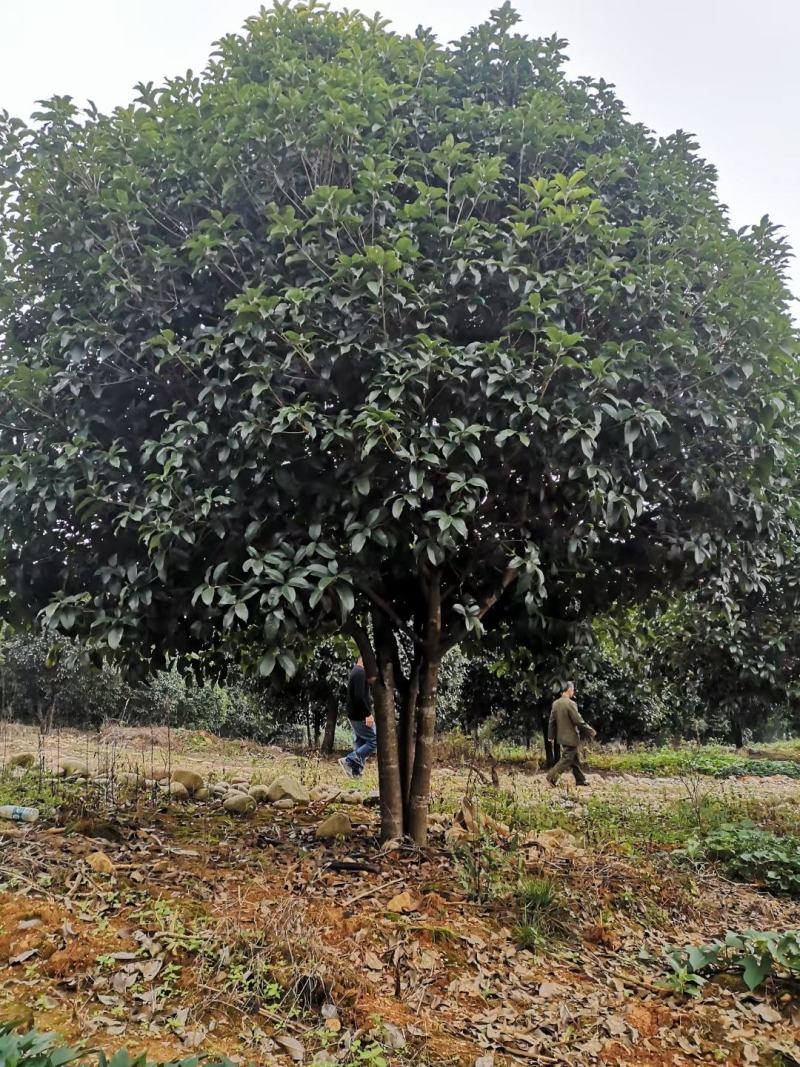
1, 721, 800, 1066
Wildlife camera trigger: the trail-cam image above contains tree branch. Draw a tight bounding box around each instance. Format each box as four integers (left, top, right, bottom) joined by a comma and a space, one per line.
342, 617, 378, 681
354, 580, 417, 643
441, 564, 519, 653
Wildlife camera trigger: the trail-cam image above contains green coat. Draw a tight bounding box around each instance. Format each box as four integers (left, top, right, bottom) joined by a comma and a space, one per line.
548, 697, 589, 748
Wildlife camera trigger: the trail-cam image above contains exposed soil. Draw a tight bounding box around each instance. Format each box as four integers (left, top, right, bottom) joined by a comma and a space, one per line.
1, 722, 800, 1065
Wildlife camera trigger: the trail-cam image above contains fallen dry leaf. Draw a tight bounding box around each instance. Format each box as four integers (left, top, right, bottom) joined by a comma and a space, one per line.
274, 1034, 305, 1062
751, 1002, 782, 1024
86, 851, 116, 875
387, 891, 417, 913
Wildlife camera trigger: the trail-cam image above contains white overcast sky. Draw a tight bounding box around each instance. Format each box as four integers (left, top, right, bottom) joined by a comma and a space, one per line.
1, 1, 798, 307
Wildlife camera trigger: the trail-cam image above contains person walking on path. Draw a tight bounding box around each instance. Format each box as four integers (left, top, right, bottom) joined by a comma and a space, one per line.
338, 657, 377, 778
546, 681, 596, 787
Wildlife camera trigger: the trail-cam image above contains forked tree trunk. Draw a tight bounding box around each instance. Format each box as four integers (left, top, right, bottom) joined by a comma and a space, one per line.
321, 704, 338, 755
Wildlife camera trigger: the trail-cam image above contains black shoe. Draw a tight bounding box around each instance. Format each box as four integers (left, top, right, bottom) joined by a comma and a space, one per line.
575, 781, 590, 788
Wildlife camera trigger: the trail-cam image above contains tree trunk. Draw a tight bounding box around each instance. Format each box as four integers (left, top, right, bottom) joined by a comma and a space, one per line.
408, 652, 441, 844
305, 700, 313, 749
321, 704, 338, 756
37, 699, 55, 737
408, 572, 442, 845
372, 658, 404, 842
345, 616, 404, 841
398, 657, 420, 812
730, 713, 745, 750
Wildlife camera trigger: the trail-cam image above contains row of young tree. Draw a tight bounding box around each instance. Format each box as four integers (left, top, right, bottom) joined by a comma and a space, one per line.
1, 4, 798, 841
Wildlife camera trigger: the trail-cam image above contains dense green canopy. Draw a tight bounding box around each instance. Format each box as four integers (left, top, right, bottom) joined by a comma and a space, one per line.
1, 2, 797, 838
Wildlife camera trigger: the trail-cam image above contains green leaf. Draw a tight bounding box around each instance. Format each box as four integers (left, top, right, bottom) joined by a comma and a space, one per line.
624, 421, 640, 447
336, 583, 355, 615
741, 953, 771, 991
258, 653, 276, 676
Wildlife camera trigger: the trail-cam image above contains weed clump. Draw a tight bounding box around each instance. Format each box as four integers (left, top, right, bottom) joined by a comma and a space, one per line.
512, 876, 565, 951
690, 823, 800, 897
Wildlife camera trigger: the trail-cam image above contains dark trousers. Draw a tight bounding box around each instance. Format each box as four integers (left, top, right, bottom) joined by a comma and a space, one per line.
546, 745, 587, 785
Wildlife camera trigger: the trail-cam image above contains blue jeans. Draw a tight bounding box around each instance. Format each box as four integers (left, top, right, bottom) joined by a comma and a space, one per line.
344, 718, 377, 776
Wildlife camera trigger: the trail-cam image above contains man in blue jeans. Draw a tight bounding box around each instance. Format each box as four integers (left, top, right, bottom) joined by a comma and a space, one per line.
338, 657, 377, 778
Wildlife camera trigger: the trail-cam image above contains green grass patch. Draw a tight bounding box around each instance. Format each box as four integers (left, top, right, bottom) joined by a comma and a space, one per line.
479, 786, 576, 835
587, 745, 739, 778
512, 875, 566, 951
0, 768, 78, 821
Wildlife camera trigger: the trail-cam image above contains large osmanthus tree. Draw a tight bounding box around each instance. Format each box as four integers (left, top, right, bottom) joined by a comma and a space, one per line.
1, 3, 797, 841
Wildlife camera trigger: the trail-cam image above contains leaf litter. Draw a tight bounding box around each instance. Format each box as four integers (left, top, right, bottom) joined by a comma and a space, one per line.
1, 727, 800, 1063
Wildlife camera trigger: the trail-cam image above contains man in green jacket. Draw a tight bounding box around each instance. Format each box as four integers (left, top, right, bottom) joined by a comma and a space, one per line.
546, 681, 596, 787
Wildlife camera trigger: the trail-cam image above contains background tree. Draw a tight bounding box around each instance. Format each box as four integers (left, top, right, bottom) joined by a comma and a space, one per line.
1, 4, 798, 841
263, 637, 353, 752
0, 629, 132, 734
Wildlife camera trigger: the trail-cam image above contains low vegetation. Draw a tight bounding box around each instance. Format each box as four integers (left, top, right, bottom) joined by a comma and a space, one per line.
0, 1024, 233, 1067
664, 930, 800, 994
689, 824, 800, 898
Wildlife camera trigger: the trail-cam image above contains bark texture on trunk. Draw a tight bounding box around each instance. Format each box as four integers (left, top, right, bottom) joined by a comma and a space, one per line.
304, 701, 313, 749
399, 658, 420, 811
408, 572, 442, 845
321, 704, 338, 756
372, 654, 404, 842
346, 614, 404, 841
408, 655, 440, 844
373, 611, 404, 839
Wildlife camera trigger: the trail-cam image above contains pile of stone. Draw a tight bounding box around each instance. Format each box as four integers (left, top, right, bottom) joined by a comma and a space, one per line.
4, 756, 368, 840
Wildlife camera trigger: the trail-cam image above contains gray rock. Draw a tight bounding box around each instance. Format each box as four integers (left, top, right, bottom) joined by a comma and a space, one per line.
249, 784, 271, 803
170, 769, 205, 795
224, 792, 256, 815
168, 781, 190, 800
315, 812, 352, 839
58, 759, 89, 779
8, 752, 35, 770
266, 775, 310, 805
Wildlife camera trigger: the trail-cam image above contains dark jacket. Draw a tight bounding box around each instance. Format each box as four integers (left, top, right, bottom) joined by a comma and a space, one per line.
347, 665, 372, 721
